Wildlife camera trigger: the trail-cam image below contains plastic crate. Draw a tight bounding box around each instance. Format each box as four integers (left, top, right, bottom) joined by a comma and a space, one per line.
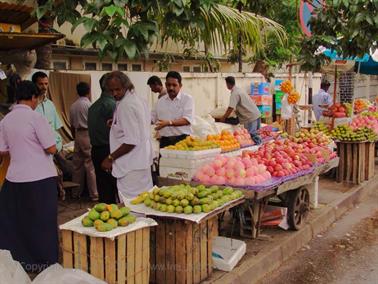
275, 91, 284, 103
258, 105, 272, 118
251, 95, 272, 106
159, 147, 221, 159
159, 157, 213, 169
258, 82, 270, 95
250, 82, 259, 96
274, 79, 284, 91
212, 237, 246, 272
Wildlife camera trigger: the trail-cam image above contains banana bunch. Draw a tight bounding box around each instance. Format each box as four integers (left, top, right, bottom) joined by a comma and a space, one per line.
131, 192, 149, 204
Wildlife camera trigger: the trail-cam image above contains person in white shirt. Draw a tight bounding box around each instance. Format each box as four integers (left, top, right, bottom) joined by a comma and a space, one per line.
101, 71, 153, 199
313, 80, 332, 121
152, 71, 194, 148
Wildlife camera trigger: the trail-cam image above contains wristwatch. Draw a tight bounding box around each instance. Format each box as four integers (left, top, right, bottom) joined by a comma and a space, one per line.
169, 120, 173, 126
108, 154, 114, 162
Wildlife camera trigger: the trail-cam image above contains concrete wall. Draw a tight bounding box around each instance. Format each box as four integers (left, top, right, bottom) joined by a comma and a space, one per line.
354, 75, 378, 100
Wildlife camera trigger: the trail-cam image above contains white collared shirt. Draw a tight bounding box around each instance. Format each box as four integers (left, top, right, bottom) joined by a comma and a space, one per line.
151, 91, 194, 137
109, 90, 153, 178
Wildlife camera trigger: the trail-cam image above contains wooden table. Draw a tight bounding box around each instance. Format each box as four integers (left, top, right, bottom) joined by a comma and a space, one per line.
336, 141, 376, 184
149, 181, 245, 284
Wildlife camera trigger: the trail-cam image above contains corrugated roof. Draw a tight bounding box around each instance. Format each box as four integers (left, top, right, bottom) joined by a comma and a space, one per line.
0, 32, 64, 51
0, 1, 35, 29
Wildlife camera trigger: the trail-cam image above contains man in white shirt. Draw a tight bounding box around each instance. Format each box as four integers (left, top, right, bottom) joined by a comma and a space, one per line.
313, 80, 332, 121
152, 71, 194, 148
101, 71, 153, 199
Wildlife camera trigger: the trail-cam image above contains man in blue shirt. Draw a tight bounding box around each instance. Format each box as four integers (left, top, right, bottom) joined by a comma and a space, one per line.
32, 72, 63, 152
313, 80, 332, 121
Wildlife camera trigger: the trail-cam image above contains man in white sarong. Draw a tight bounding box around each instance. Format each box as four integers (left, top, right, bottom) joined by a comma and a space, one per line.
101, 71, 153, 199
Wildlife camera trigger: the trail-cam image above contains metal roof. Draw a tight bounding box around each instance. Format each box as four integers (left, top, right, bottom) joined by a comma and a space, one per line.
0, 32, 64, 51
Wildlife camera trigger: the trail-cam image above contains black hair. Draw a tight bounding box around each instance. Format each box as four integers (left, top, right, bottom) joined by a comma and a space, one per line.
99, 73, 108, 92
15, 80, 40, 101
147, 76, 162, 86
76, 82, 90, 97
225, 76, 235, 86
31, 71, 48, 83
320, 80, 331, 90
166, 71, 182, 84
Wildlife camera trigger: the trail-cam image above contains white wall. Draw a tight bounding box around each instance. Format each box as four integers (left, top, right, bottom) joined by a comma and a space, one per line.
31, 70, 325, 117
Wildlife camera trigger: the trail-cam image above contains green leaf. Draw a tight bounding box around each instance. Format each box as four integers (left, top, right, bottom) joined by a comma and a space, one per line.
80, 33, 95, 47
366, 15, 374, 25
35, 6, 47, 20
83, 18, 97, 32
123, 40, 137, 58
102, 5, 118, 17
96, 36, 108, 50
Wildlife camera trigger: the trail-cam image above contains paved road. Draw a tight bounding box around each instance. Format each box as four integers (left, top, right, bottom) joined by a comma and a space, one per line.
260, 189, 378, 284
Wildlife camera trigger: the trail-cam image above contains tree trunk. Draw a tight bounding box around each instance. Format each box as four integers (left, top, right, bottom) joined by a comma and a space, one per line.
204, 44, 213, 72
237, 2, 243, 72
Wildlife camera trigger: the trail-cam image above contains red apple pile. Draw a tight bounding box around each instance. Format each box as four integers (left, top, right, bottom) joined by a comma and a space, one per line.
233, 128, 254, 147
242, 139, 313, 177
322, 103, 347, 118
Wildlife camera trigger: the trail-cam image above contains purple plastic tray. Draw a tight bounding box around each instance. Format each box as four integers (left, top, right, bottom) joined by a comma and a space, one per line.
192, 167, 315, 193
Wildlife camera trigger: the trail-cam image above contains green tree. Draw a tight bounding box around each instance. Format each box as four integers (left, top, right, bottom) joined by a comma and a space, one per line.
34, 0, 286, 64
309, 0, 378, 59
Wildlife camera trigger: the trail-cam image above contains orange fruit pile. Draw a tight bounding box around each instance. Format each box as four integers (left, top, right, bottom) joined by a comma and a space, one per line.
207, 130, 240, 152
280, 80, 293, 94
288, 90, 300, 105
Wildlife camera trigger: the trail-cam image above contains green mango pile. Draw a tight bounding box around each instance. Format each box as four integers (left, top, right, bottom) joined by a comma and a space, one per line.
331, 125, 378, 142
81, 203, 136, 232
131, 184, 244, 214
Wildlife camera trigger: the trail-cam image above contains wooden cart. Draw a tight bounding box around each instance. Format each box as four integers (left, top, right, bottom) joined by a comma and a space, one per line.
237, 158, 340, 238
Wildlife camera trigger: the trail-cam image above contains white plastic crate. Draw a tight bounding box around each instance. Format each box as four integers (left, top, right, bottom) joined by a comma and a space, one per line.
159, 166, 198, 181
160, 147, 221, 159
159, 157, 212, 169
212, 236, 246, 272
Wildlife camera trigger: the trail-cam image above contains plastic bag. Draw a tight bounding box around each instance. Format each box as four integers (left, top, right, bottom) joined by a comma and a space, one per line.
0, 250, 31, 284
281, 94, 293, 120
32, 264, 106, 284
192, 115, 219, 138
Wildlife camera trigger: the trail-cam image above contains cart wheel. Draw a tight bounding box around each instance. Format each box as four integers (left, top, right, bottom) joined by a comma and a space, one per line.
287, 187, 310, 230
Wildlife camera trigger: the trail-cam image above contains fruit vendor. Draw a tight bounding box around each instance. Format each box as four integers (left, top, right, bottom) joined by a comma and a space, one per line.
0, 81, 58, 272
147, 75, 167, 99
217, 76, 262, 144
151, 71, 195, 148
313, 80, 332, 120
101, 71, 153, 199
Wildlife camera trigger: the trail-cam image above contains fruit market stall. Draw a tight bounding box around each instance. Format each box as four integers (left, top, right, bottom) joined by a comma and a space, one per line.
59, 204, 157, 283
156, 128, 339, 239
159, 130, 256, 180
316, 111, 378, 184
125, 185, 245, 284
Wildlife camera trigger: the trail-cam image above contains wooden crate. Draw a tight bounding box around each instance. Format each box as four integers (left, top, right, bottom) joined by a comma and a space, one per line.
336, 141, 376, 184
61, 227, 150, 284
150, 216, 218, 284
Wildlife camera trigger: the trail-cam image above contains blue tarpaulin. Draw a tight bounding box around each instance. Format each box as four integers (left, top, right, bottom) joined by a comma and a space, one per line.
355, 57, 378, 75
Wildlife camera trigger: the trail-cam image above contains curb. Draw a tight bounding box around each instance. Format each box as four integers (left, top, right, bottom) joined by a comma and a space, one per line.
207, 174, 378, 284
